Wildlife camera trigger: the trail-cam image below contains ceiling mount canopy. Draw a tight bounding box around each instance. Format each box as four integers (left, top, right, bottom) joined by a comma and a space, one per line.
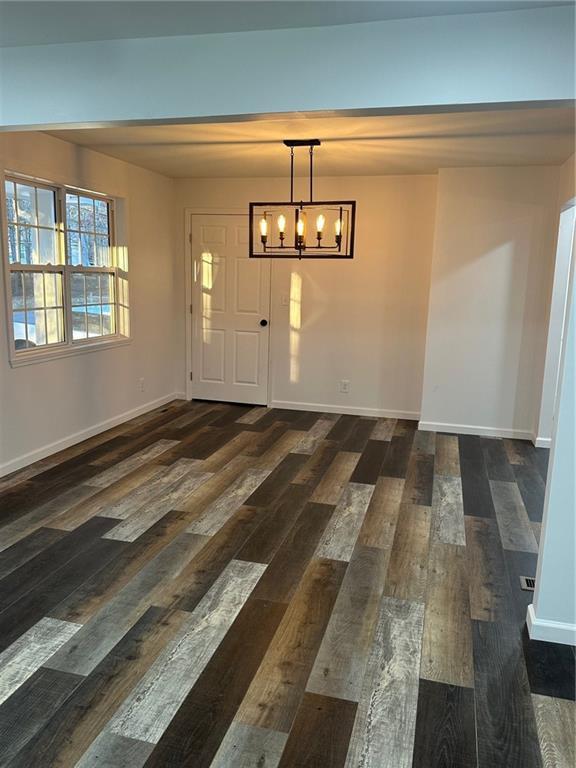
249, 139, 356, 259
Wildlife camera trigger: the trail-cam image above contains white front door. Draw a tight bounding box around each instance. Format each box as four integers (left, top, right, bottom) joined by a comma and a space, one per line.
191, 214, 271, 405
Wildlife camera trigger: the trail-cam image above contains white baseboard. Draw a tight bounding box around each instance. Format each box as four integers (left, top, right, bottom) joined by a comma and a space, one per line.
527, 604, 576, 646
0, 392, 187, 478
534, 436, 552, 448
269, 400, 419, 420
418, 420, 533, 441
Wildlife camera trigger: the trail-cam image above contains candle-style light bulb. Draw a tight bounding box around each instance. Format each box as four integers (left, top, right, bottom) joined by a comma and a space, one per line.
277, 214, 286, 234
335, 218, 342, 236
316, 214, 325, 233
296, 218, 305, 237
259, 217, 268, 246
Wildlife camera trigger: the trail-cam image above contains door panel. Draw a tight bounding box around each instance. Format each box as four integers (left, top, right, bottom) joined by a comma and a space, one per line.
192, 214, 271, 405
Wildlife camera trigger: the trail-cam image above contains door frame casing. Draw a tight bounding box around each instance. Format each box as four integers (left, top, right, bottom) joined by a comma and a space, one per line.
184, 208, 273, 404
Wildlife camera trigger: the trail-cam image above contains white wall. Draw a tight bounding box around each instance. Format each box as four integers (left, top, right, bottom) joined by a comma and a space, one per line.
1, 5, 573, 128
419, 166, 561, 439
0, 132, 180, 474
175, 175, 438, 417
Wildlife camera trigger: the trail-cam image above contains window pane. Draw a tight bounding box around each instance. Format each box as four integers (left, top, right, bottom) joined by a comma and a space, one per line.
13, 311, 28, 349
80, 196, 95, 231
72, 307, 87, 339
16, 183, 36, 225
46, 308, 65, 344
11, 272, 24, 309
23, 272, 45, 309
44, 273, 63, 307
81, 233, 95, 266
18, 227, 37, 264
27, 309, 46, 346
87, 305, 102, 337
5, 181, 16, 223
102, 304, 115, 335
101, 273, 114, 304
7, 224, 17, 263
67, 231, 81, 266
95, 199, 109, 234
95, 236, 111, 267
85, 274, 100, 304
37, 187, 56, 227
71, 273, 85, 305
66, 193, 79, 230
38, 228, 58, 264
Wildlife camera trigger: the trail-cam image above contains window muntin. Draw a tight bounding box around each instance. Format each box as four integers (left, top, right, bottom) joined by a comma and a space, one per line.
3, 177, 128, 359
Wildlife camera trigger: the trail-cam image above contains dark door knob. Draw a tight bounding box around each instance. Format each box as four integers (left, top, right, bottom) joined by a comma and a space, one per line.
259, 319, 268, 327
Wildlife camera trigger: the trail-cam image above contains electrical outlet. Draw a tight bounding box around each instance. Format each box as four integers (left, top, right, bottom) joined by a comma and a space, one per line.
338, 379, 350, 394
138, 377, 145, 392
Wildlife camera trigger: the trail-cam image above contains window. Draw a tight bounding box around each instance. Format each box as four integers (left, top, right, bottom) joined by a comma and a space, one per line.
2, 177, 129, 362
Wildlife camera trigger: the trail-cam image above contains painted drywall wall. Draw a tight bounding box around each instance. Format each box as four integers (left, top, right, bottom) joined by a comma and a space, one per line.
529, 241, 575, 644
175, 175, 438, 417
1, 5, 574, 128
419, 166, 561, 438
0, 132, 180, 474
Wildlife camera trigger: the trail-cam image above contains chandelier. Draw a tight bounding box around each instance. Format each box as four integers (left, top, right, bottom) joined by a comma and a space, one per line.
249, 139, 356, 259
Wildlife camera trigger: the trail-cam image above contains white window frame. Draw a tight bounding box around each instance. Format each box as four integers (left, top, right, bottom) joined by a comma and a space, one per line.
1, 173, 130, 367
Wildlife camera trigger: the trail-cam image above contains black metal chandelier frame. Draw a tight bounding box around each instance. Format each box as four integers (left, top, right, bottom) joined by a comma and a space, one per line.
249, 139, 357, 259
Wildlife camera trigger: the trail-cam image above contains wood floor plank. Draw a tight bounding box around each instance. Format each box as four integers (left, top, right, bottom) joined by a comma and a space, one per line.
384, 503, 430, 602
513, 464, 547, 523
0, 667, 82, 764
236, 557, 347, 733
464, 516, 511, 622
0, 533, 125, 653
371, 417, 397, 441
278, 692, 358, 768
430, 475, 466, 546
0, 616, 81, 705
0, 527, 65, 579
103, 469, 213, 542
0, 484, 99, 551
402, 452, 435, 506
106, 559, 266, 744
236, 406, 269, 425
315, 482, 374, 562
357, 476, 404, 550
413, 429, 436, 455
187, 467, 271, 536
481, 437, 515, 482
291, 440, 340, 487
344, 597, 425, 768
293, 417, 338, 455
100, 458, 199, 519
245, 452, 308, 508
251, 502, 336, 604
86, 439, 179, 487
236, 482, 312, 564
421, 541, 473, 688
491, 479, 538, 552
342, 418, 376, 453
459, 434, 495, 518
211, 722, 288, 768
380, 427, 416, 479
310, 451, 360, 505
45, 532, 207, 676
411, 679, 477, 768
434, 434, 461, 477
77, 732, 155, 768
307, 544, 388, 701
143, 597, 286, 768
473, 619, 543, 768
350, 439, 389, 485
532, 694, 576, 768
8, 606, 188, 768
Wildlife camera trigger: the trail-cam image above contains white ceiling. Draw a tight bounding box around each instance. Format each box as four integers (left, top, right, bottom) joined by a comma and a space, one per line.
0, 0, 570, 47
47, 107, 575, 178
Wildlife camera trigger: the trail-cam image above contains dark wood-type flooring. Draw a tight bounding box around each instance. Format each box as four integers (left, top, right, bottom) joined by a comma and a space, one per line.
0, 400, 574, 767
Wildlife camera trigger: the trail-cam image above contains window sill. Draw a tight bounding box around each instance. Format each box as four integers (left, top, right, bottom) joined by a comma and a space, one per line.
9, 336, 131, 368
